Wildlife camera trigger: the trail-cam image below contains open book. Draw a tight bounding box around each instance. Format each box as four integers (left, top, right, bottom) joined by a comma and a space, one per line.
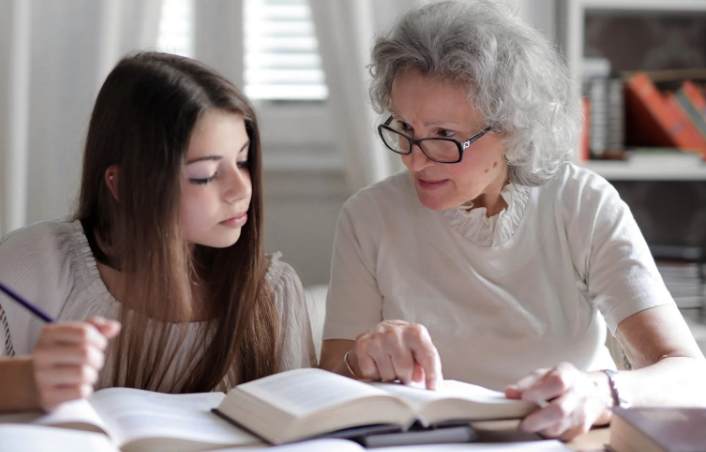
216, 368, 538, 445
0, 388, 262, 452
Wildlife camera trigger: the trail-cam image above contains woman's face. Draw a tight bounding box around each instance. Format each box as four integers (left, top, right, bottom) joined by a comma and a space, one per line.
390, 68, 508, 211
179, 110, 252, 248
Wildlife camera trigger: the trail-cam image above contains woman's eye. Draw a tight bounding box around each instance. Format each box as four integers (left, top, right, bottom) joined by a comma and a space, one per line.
189, 175, 216, 185
439, 129, 455, 138
237, 161, 251, 170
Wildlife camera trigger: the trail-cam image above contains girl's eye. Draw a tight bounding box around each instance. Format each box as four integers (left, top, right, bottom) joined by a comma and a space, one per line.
237, 161, 251, 170
189, 175, 216, 185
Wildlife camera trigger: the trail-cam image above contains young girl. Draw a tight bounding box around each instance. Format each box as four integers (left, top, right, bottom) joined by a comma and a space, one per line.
0, 52, 316, 412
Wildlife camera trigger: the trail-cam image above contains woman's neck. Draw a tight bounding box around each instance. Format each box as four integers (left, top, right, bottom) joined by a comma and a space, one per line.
470, 167, 510, 218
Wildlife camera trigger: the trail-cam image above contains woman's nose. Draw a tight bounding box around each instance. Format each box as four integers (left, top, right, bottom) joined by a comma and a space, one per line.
405, 143, 433, 171
223, 168, 251, 203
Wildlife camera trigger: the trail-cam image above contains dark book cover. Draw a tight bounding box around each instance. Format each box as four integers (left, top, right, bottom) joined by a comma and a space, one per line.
611, 407, 706, 452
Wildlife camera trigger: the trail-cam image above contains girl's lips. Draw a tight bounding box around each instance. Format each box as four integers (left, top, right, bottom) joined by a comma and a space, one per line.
220, 213, 248, 228
417, 177, 449, 191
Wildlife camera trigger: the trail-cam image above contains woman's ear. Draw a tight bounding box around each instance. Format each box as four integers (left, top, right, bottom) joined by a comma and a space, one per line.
105, 165, 120, 201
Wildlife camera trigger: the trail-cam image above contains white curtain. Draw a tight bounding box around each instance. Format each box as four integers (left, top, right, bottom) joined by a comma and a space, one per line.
0, 0, 161, 237
193, 0, 244, 90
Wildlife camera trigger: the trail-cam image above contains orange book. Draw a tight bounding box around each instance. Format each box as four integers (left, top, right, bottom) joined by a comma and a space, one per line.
663, 92, 706, 155
682, 80, 706, 121
624, 72, 703, 153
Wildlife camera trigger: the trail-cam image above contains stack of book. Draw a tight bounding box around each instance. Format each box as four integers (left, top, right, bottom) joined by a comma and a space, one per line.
656, 261, 705, 311
651, 244, 705, 313
578, 69, 706, 162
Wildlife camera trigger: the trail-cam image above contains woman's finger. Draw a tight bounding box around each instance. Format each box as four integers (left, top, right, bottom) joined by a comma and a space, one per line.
87, 317, 121, 340
39, 385, 94, 412
38, 323, 107, 350
35, 365, 99, 387
34, 344, 105, 370
522, 363, 577, 404
404, 324, 442, 390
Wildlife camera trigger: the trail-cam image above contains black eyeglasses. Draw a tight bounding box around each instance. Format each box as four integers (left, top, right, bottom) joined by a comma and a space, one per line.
377, 116, 492, 164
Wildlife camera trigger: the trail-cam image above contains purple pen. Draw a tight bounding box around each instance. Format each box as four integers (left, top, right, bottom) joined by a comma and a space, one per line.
0, 280, 55, 323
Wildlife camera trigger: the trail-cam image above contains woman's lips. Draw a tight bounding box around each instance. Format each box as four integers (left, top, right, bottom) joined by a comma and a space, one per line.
417, 177, 449, 191
220, 212, 248, 228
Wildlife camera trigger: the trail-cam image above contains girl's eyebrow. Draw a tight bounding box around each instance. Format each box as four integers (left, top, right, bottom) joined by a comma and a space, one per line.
185, 141, 250, 165
186, 156, 221, 164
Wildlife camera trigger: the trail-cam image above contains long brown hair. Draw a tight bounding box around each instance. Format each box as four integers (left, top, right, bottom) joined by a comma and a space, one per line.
74, 52, 279, 392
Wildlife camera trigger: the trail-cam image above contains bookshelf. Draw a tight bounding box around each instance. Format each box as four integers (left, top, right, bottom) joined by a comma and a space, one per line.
580, 153, 706, 181
561, 0, 706, 178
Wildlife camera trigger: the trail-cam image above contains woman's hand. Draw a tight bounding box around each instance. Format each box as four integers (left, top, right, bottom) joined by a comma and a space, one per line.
347, 320, 443, 390
505, 362, 613, 441
32, 317, 121, 411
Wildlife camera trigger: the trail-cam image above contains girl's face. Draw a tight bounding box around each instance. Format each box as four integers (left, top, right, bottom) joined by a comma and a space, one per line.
390, 68, 508, 211
179, 111, 252, 248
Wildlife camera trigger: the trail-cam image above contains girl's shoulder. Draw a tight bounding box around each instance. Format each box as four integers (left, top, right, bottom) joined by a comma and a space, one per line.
0, 219, 82, 269
265, 252, 304, 300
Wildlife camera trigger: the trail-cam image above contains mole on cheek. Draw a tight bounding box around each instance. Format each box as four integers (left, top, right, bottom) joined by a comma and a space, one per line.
493, 161, 498, 168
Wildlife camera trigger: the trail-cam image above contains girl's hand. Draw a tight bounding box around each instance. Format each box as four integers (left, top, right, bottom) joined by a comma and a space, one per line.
32, 317, 121, 411
347, 320, 443, 390
505, 362, 613, 441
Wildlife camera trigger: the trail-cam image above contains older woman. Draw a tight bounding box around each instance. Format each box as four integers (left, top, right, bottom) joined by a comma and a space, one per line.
320, 0, 706, 441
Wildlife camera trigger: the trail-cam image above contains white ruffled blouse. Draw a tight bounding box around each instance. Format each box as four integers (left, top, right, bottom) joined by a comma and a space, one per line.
442, 183, 531, 247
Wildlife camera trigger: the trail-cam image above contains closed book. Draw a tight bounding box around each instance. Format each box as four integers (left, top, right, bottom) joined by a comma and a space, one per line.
663, 93, 706, 155
625, 72, 703, 153
674, 88, 706, 139
682, 81, 706, 121
609, 407, 706, 452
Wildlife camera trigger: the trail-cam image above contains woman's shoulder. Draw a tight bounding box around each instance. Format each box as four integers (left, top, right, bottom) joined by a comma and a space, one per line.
543, 162, 619, 206
342, 170, 413, 213
0, 219, 81, 267
265, 252, 305, 307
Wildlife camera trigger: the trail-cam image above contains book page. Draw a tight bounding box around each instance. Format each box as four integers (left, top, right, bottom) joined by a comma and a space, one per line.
0, 398, 110, 436
371, 380, 511, 411
88, 388, 260, 448
215, 439, 365, 452
0, 424, 119, 452
371, 380, 535, 424
375, 439, 571, 451
237, 368, 396, 418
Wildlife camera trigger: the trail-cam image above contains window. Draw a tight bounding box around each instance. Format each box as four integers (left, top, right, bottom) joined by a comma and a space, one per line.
244, 0, 328, 101
157, 0, 194, 57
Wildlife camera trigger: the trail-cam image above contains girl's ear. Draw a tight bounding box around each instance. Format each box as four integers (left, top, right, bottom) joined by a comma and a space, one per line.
105, 165, 120, 201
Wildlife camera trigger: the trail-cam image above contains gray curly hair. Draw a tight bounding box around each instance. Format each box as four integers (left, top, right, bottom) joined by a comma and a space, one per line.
369, 0, 580, 186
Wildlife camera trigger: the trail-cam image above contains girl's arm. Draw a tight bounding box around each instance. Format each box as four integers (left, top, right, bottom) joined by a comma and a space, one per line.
0, 317, 120, 413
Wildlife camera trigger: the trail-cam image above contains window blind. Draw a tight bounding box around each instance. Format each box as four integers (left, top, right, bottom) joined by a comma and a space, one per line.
244, 0, 328, 101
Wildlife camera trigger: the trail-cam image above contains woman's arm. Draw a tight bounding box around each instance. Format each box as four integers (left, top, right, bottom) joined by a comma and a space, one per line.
507, 304, 706, 440
320, 320, 443, 389
0, 318, 120, 413
614, 303, 706, 406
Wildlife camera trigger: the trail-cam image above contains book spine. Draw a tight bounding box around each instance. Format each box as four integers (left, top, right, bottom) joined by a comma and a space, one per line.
682, 80, 706, 121
663, 93, 706, 156
674, 89, 706, 138
626, 72, 701, 153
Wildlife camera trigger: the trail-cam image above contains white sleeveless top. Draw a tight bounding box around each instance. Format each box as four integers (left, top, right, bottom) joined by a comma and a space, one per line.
0, 220, 316, 390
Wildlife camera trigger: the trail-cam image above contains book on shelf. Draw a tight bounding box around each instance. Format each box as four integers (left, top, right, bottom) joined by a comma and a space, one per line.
0, 388, 262, 452
681, 80, 706, 122
674, 88, 706, 139
624, 72, 706, 156
608, 407, 706, 452
214, 367, 538, 445
662, 93, 706, 154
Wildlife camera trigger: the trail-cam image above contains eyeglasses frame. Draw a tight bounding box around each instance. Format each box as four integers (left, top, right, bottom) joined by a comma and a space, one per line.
377, 116, 493, 164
